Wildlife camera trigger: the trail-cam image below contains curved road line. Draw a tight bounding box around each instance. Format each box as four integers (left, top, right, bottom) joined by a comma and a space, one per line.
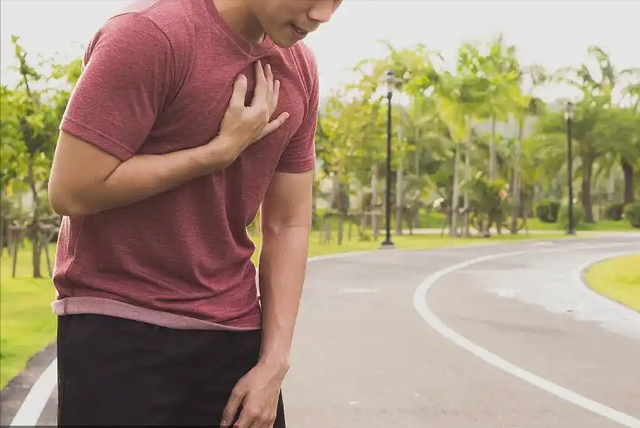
11, 240, 638, 426
9, 358, 56, 427
413, 242, 640, 428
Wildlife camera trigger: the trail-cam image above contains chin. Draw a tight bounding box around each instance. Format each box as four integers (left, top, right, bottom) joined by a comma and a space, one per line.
270, 34, 301, 49
268, 26, 307, 48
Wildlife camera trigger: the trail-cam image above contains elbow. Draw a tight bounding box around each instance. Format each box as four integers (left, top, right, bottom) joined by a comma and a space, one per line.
48, 185, 98, 217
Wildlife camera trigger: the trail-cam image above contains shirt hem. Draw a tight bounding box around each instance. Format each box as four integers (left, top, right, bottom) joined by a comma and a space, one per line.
51, 297, 261, 331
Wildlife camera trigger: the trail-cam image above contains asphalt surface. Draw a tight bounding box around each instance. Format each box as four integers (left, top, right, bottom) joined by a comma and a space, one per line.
2, 234, 639, 427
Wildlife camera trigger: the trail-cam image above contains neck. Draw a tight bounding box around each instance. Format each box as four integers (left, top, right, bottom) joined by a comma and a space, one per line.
212, 0, 265, 44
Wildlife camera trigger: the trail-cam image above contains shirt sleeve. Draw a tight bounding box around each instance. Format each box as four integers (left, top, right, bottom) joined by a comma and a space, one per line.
275, 51, 319, 174
59, 13, 175, 161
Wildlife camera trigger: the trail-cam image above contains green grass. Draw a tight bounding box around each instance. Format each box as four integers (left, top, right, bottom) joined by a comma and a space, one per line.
526, 217, 638, 232
584, 254, 640, 312
303, 230, 571, 256
0, 243, 57, 390
0, 230, 574, 391
248, 230, 575, 265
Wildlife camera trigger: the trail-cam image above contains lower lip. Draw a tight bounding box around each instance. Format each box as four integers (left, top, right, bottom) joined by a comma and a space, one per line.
292, 25, 308, 39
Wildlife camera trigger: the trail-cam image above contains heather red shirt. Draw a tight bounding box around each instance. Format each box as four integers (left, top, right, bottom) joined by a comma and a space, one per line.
52, 0, 319, 330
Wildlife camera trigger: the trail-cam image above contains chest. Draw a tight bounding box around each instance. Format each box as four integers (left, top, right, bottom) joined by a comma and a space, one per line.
141, 49, 308, 170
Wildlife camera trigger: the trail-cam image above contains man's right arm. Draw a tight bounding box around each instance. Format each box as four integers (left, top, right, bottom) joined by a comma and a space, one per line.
48, 13, 231, 217
48, 131, 235, 217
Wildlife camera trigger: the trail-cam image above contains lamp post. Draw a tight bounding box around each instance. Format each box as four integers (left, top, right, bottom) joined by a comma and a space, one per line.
381, 70, 397, 248
564, 102, 576, 235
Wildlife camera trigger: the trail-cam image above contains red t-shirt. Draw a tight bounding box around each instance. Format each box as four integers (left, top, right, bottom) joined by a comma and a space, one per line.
51, 0, 319, 330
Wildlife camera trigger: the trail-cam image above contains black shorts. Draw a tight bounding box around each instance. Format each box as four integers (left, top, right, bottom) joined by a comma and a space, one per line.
56, 314, 286, 427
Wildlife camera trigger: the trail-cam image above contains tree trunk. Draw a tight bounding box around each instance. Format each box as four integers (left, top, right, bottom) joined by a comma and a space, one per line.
622, 158, 634, 204
450, 141, 461, 237
489, 115, 496, 181
331, 174, 344, 245
414, 149, 421, 228
581, 157, 595, 223
395, 157, 404, 236
463, 118, 473, 237
371, 165, 380, 240
27, 155, 42, 278
463, 141, 471, 237
510, 118, 523, 234
311, 173, 318, 228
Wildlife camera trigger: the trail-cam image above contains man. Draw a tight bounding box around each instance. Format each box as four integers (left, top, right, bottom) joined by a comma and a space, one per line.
47, 0, 341, 426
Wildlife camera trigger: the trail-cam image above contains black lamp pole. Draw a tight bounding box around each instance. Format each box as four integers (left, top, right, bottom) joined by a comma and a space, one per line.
381, 71, 395, 248
565, 102, 575, 235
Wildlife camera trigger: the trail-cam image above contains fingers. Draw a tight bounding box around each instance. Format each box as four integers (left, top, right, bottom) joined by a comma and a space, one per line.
271, 79, 281, 114
234, 407, 276, 428
251, 61, 279, 114
259, 112, 289, 139
229, 74, 247, 108
265, 63, 274, 97
220, 389, 245, 427
252, 60, 267, 106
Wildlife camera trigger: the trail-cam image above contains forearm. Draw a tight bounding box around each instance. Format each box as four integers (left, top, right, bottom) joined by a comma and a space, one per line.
65, 138, 233, 216
257, 223, 311, 369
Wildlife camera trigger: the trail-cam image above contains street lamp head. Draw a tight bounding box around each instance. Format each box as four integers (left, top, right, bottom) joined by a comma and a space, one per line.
564, 101, 574, 122
384, 70, 396, 94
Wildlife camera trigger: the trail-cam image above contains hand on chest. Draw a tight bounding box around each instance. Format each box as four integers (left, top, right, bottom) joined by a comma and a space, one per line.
235, 58, 307, 146
151, 54, 308, 156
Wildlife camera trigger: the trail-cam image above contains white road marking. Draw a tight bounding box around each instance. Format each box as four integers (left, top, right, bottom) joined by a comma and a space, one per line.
413, 242, 640, 428
11, 241, 636, 426
488, 287, 520, 298
9, 359, 56, 427
339, 288, 379, 294
484, 249, 640, 340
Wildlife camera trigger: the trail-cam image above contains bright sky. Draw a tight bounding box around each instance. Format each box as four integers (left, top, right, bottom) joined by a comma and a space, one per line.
2, 0, 639, 103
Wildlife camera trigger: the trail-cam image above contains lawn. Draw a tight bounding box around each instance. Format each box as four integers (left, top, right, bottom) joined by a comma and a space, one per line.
584, 253, 640, 312
0, 230, 573, 390
0, 243, 57, 390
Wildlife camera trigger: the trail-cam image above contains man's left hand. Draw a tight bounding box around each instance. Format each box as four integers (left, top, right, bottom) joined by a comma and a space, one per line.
220, 361, 288, 428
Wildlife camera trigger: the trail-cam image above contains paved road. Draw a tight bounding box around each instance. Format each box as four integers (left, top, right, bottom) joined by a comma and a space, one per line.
2, 234, 639, 427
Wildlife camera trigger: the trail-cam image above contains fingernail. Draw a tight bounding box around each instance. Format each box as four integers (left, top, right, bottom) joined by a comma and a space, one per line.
237, 74, 245, 82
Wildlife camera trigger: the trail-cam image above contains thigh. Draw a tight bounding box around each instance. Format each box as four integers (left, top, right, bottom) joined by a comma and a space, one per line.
57, 314, 188, 426
170, 330, 287, 427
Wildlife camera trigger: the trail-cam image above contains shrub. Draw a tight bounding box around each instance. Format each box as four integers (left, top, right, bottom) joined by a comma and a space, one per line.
558, 203, 584, 230
604, 202, 624, 221
536, 199, 560, 223
623, 202, 640, 228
